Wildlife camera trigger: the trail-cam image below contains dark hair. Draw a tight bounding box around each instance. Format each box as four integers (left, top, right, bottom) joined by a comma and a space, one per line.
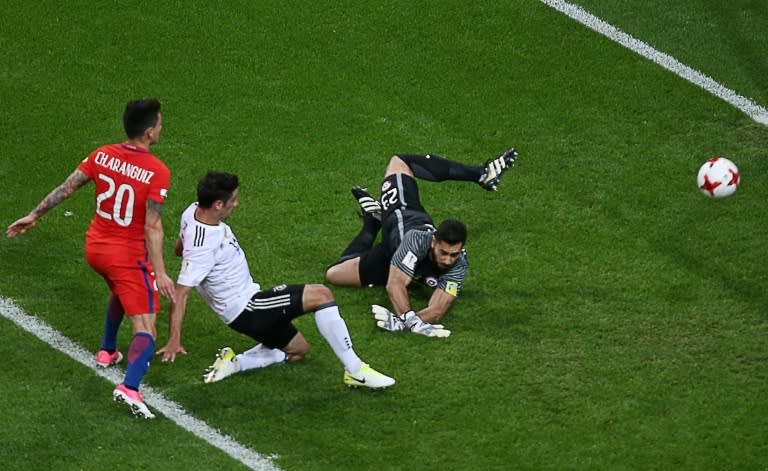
197, 172, 239, 208
434, 219, 467, 245
123, 98, 161, 139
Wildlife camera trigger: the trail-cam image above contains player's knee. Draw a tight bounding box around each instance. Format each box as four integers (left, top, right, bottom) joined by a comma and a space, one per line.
324, 258, 362, 287
324, 265, 339, 284
385, 155, 412, 177
286, 350, 306, 362
284, 333, 309, 362
311, 284, 335, 304
288, 343, 308, 362
302, 284, 337, 312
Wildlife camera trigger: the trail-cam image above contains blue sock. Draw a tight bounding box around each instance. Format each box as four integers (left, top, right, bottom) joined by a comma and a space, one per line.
100, 295, 124, 352
123, 332, 155, 390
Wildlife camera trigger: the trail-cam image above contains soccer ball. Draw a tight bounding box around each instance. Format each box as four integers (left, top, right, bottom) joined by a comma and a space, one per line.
697, 157, 740, 198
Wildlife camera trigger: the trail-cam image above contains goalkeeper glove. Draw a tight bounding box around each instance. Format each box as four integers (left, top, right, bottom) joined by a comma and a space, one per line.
371, 305, 405, 332
403, 311, 451, 338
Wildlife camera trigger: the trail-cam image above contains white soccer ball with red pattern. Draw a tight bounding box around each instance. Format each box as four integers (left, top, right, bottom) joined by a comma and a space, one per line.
697, 157, 740, 198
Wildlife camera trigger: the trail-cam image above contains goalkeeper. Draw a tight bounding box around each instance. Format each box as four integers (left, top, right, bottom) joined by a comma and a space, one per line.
325, 149, 517, 337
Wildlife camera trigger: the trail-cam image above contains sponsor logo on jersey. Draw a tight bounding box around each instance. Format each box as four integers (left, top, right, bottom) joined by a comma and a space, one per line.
445, 281, 459, 297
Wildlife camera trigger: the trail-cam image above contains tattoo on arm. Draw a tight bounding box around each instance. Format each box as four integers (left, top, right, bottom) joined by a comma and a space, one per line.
147, 199, 164, 217
32, 170, 90, 218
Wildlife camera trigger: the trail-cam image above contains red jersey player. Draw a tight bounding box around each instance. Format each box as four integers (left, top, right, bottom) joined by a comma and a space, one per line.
6, 99, 173, 419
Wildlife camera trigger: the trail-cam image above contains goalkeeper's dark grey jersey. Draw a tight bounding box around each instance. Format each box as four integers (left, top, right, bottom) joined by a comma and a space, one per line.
390, 227, 468, 297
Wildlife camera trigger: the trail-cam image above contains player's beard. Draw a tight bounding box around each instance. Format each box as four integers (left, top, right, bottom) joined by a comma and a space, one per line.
429, 247, 454, 270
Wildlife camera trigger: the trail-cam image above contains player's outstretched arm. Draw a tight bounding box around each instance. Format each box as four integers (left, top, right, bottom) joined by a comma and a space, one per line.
6, 169, 90, 238
417, 288, 456, 324
157, 283, 193, 362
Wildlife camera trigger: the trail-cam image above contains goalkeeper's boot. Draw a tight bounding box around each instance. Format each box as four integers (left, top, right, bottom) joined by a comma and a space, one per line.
404, 315, 451, 338
202, 347, 241, 383
479, 148, 518, 191
113, 384, 155, 419
344, 363, 395, 389
352, 186, 382, 219
96, 349, 123, 368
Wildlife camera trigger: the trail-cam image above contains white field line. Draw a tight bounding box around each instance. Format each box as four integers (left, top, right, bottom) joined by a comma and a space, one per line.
0, 295, 281, 471
540, 0, 768, 126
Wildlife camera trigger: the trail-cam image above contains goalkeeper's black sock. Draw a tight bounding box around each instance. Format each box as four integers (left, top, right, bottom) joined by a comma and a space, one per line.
335, 214, 380, 263
398, 154, 483, 182
362, 212, 381, 235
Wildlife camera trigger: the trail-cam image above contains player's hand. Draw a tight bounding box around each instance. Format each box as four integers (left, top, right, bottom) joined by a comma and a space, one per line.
404, 315, 451, 338
6, 214, 37, 238
372, 304, 406, 332
371, 304, 393, 318
412, 323, 451, 337
156, 272, 176, 303
157, 342, 187, 362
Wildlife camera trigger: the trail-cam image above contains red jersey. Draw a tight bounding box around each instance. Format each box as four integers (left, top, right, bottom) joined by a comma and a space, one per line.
78, 143, 170, 254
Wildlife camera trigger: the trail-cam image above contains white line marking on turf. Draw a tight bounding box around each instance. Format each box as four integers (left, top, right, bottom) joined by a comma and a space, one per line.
0, 295, 281, 471
540, 0, 768, 126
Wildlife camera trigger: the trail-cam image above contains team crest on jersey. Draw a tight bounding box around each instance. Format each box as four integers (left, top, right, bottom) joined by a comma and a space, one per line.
225, 230, 242, 254
381, 180, 392, 192
273, 284, 287, 292
424, 276, 438, 288
445, 281, 459, 297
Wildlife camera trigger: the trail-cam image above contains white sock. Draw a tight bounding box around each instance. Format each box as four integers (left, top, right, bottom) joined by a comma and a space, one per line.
315, 304, 363, 373
237, 344, 286, 371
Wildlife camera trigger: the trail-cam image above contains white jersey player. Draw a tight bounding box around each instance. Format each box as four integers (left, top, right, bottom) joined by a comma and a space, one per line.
157, 172, 394, 389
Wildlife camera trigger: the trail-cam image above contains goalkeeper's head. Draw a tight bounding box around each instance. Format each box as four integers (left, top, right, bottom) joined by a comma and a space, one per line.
430, 219, 467, 270
435, 219, 467, 247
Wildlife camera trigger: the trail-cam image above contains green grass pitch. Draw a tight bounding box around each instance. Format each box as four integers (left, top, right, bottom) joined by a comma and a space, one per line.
1, 1, 766, 470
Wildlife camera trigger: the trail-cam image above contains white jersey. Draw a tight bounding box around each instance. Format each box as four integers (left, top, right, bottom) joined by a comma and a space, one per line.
176, 203, 260, 323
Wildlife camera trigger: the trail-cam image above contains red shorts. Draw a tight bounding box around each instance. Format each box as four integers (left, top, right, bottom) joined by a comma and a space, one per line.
85, 248, 160, 315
